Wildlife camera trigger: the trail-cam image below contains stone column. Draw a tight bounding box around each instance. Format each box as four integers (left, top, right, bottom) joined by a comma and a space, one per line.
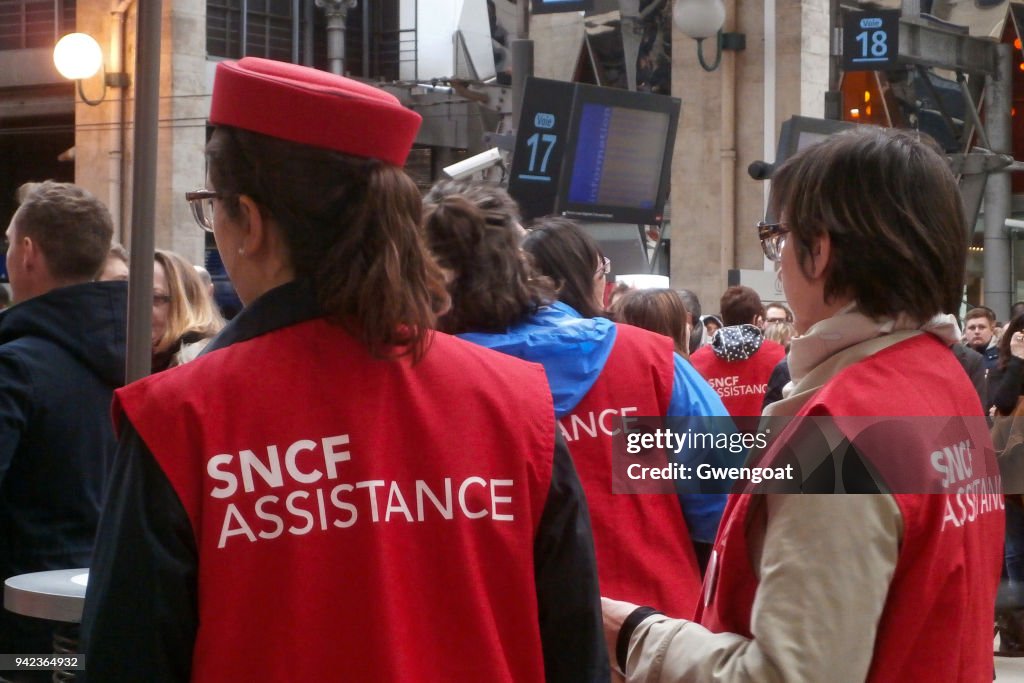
74, 0, 125, 242
669, 0, 829, 310
74, 0, 208, 266
160, 0, 208, 263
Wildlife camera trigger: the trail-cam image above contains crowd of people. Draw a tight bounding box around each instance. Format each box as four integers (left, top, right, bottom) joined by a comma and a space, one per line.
0, 56, 1012, 683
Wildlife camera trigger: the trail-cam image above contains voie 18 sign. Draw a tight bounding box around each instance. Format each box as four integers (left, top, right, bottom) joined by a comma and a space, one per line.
842, 9, 900, 71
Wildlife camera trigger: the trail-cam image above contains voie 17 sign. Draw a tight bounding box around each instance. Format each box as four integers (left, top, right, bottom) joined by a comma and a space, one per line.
842, 9, 900, 71
508, 78, 575, 221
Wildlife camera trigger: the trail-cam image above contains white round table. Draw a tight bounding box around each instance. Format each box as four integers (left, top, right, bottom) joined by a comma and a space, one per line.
4, 569, 88, 624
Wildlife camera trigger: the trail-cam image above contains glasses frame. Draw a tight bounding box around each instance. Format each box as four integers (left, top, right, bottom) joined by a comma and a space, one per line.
757, 221, 790, 263
185, 189, 222, 233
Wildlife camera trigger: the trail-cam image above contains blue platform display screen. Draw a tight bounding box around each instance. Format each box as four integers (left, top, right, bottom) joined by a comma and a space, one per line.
507, 77, 679, 224
567, 104, 670, 210
531, 0, 593, 14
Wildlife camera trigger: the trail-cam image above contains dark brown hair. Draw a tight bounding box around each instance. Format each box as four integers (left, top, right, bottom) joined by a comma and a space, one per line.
965, 306, 996, 325
768, 126, 966, 321
424, 180, 522, 233
521, 216, 605, 318
14, 180, 112, 282
609, 288, 690, 357
999, 313, 1024, 370
206, 126, 449, 361
719, 285, 764, 327
421, 195, 554, 333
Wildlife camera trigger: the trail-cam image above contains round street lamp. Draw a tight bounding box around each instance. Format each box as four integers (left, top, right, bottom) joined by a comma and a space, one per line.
53, 33, 103, 81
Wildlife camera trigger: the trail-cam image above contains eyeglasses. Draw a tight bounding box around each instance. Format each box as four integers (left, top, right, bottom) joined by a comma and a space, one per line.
153, 294, 171, 307
765, 317, 788, 324
185, 189, 223, 233
595, 256, 611, 278
757, 221, 790, 263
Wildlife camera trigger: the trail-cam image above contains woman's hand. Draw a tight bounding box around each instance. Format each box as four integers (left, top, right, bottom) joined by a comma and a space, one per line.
602, 597, 640, 680
1012, 331, 1024, 360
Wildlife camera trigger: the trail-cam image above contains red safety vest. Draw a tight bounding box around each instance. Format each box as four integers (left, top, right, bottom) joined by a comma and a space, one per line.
559, 323, 702, 617
695, 334, 1004, 682
115, 319, 556, 683
691, 339, 785, 417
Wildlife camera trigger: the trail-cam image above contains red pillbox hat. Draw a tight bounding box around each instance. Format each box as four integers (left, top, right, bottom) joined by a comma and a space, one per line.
209, 57, 422, 167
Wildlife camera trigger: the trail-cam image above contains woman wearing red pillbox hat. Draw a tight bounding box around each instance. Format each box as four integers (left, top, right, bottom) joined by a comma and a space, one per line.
81, 58, 608, 683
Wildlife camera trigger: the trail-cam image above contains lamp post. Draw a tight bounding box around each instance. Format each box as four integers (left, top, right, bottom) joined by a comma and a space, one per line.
53, 32, 129, 106
672, 0, 745, 72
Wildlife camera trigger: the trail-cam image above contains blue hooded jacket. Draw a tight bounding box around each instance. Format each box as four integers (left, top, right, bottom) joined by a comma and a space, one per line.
459, 302, 731, 542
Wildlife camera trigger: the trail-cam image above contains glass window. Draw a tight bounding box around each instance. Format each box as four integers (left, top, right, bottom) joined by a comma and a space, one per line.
0, 0, 76, 51
207, 0, 295, 62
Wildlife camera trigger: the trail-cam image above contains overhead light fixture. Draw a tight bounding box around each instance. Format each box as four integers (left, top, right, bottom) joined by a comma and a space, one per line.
53, 32, 129, 106
672, 0, 746, 72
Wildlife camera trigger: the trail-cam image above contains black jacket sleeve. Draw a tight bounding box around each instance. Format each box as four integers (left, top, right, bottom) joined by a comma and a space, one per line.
80, 421, 198, 683
994, 357, 1024, 416
533, 431, 611, 683
762, 358, 791, 411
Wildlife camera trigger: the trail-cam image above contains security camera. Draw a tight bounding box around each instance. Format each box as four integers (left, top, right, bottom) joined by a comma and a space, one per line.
442, 147, 504, 180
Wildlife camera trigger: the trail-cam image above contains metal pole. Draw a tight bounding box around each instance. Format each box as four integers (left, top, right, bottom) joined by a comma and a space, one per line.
125, 0, 162, 382
292, 0, 300, 64
510, 1, 533, 130
318, 0, 355, 75
362, 0, 370, 78
304, 0, 314, 65
719, 0, 737, 283
241, 0, 248, 56
620, 0, 640, 91
824, 0, 842, 120
326, 11, 344, 74
984, 43, 1013, 318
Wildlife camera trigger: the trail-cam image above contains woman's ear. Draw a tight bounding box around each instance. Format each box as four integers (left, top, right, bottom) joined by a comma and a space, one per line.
236, 195, 265, 256
807, 231, 832, 281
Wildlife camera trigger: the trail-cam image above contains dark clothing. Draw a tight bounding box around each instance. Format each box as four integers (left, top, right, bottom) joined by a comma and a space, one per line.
951, 342, 988, 410
993, 356, 1024, 416
81, 281, 608, 683
762, 357, 791, 410
970, 341, 1000, 371
0, 281, 128, 656
150, 330, 208, 373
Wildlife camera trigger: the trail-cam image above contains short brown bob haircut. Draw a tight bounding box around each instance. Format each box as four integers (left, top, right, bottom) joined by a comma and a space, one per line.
768, 126, 966, 322
609, 288, 690, 357
720, 285, 764, 327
